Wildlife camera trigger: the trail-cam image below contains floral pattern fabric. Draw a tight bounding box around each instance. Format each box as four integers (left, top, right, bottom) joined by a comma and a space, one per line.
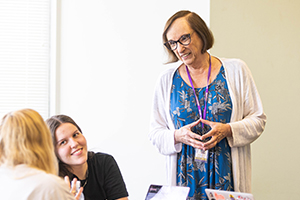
170, 66, 234, 200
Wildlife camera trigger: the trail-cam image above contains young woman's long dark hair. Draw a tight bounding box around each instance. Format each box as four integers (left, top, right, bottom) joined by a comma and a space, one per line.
46, 115, 86, 178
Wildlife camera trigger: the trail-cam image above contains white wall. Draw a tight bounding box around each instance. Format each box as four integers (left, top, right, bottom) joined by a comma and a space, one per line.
58, 1, 210, 199
210, 0, 300, 199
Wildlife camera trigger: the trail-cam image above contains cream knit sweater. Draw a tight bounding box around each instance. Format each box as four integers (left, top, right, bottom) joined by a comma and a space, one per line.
149, 57, 266, 192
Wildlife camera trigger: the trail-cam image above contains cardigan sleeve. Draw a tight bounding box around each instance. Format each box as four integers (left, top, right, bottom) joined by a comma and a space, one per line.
224, 58, 267, 147
148, 68, 182, 155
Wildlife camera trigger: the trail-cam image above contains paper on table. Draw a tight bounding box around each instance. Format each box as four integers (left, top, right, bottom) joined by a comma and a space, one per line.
151, 185, 190, 200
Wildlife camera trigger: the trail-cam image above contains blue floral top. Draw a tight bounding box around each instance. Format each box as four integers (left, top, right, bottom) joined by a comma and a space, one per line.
170, 66, 234, 200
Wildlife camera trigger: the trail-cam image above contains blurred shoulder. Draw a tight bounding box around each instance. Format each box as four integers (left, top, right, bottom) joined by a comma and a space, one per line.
36, 170, 68, 189
88, 152, 116, 164
159, 62, 181, 78
155, 62, 181, 87
23, 167, 73, 199
219, 57, 251, 75
220, 58, 247, 69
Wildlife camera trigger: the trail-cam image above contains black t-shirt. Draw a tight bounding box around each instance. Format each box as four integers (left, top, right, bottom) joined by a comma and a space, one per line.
71, 152, 128, 200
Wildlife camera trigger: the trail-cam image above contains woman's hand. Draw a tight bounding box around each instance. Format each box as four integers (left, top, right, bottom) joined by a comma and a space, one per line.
64, 176, 84, 200
199, 118, 232, 150
174, 119, 204, 149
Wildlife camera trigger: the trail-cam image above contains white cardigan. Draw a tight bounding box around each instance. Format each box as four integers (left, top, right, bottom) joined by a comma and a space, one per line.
149, 58, 266, 193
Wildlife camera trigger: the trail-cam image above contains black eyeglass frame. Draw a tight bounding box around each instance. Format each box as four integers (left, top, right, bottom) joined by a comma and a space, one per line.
164, 33, 192, 51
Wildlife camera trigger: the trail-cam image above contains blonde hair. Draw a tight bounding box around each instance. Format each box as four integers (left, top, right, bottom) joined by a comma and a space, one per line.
0, 109, 58, 175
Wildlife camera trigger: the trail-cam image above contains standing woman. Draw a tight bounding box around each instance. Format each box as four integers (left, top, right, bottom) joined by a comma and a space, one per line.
46, 114, 129, 200
149, 10, 266, 199
0, 109, 76, 200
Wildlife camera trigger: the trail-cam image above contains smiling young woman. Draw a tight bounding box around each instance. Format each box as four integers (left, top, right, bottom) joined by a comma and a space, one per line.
46, 115, 129, 200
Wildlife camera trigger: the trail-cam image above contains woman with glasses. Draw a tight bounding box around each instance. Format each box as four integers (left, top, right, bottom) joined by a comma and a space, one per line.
46, 114, 129, 200
0, 109, 77, 200
149, 10, 266, 199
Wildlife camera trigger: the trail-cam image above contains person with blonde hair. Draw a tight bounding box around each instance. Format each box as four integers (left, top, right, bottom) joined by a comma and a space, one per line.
0, 109, 77, 200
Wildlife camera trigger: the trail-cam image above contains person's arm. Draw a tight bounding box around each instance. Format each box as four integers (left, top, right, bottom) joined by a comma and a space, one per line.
225, 59, 267, 147
149, 69, 183, 155
198, 59, 266, 150
104, 155, 129, 200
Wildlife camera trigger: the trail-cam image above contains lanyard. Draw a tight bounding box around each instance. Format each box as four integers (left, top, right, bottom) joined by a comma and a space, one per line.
185, 54, 211, 121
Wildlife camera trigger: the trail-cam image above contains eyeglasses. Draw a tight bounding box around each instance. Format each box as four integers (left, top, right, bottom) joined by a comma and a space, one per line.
164, 33, 192, 51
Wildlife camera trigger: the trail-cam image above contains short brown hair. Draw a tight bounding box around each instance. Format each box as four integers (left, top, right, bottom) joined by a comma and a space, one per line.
163, 10, 214, 63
